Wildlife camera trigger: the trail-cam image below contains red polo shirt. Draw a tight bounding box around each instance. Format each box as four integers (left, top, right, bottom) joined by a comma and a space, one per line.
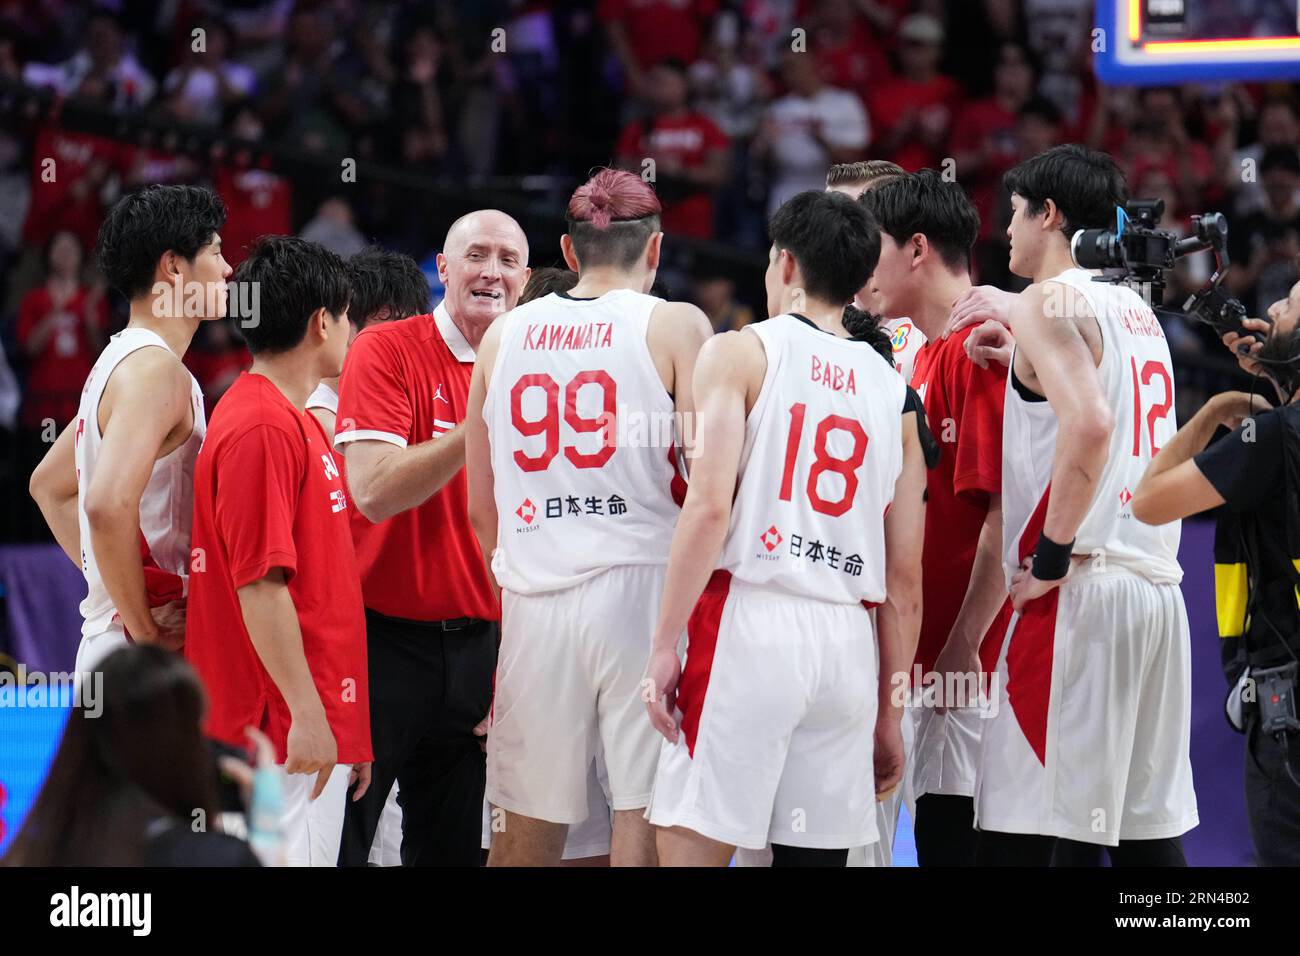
335, 304, 499, 623
186, 373, 371, 765
909, 324, 1011, 677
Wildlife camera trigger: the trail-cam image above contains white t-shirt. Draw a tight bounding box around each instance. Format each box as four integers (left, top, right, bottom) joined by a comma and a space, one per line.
766, 88, 870, 214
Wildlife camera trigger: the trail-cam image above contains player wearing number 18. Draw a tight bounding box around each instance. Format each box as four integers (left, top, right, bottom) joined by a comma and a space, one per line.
643, 190, 926, 866
465, 169, 711, 866
973, 145, 1197, 866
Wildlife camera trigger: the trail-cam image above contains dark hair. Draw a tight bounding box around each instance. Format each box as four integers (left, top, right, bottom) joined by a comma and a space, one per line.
521, 266, 578, 304
1261, 145, 1300, 177
346, 246, 430, 327
653, 57, 689, 77
96, 185, 227, 299
1018, 96, 1063, 128
768, 190, 880, 305
841, 305, 894, 366
860, 169, 979, 271
1260, 95, 1300, 120
1, 646, 218, 866
567, 168, 663, 270
233, 236, 351, 355
826, 159, 905, 191
1003, 143, 1127, 237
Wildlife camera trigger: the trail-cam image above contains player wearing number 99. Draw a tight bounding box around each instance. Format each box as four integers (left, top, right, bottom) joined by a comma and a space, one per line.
464, 168, 711, 866
972, 144, 1196, 866
642, 190, 925, 867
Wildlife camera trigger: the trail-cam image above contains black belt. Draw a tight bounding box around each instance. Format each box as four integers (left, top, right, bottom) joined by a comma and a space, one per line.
364, 607, 487, 633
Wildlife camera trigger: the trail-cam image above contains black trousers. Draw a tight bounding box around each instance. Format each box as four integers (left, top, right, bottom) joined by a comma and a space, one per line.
1245, 722, 1300, 865
338, 609, 497, 867
914, 794, 979, 866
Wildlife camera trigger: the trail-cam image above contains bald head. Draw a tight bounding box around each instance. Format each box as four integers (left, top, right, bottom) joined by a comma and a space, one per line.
437, 208, 532, 336
443, 209, 529, 263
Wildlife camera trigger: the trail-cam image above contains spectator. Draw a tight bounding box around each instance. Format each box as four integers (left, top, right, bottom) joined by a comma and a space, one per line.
951, 41, 1036, 240
389, 24, 452, 170
21, 10, 156, 110
694, 273, 754, 332
756, 48, 869, 215
869, 13, 960, 172
16, 230, 107, 432
161, 17, 256, 127
809, 0, 894, 101
257, 6, 367, 153
1228, 95, 1300, 217
1228, 146, 1300, 320
20, 124, 123, 256
1123, 87, 1217, 218
616, 59, 729, 240
300, 198, 368, 259
599, 0, 719, 98
1, 646, 260, 866
213, 105, 293, 269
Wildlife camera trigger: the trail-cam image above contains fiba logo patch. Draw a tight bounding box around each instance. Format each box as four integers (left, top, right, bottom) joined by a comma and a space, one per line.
890, 323, 912, 352
516, 498, 537, 525
760, 525, 783, 552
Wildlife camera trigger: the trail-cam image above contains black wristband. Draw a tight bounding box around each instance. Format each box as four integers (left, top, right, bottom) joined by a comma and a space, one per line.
1031, 532, 1075, 581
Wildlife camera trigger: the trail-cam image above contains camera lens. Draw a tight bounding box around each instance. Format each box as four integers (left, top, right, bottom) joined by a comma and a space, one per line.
1071, 228, 1119, 270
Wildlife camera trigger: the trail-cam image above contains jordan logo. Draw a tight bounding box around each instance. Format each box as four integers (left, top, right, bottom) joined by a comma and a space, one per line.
433, 383, 448, 404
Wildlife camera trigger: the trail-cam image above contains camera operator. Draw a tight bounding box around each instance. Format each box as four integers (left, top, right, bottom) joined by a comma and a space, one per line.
1132, 282, 1300, 866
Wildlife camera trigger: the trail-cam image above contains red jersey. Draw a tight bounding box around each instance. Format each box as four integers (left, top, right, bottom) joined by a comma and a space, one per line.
185, 373, 371, 765
869, 75, 962, 171
949, 98, 1021, 242
16, 285, 108, 428
214, 166, 293, 267
597, 0, 718, 69
616, 114, 728, 239
909, 324, 1011, 676
23, 125, 126, 251
334, 304, 499, 623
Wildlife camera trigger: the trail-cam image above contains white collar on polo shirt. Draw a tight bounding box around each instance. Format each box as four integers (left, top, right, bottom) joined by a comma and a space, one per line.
433, 300, 476, 362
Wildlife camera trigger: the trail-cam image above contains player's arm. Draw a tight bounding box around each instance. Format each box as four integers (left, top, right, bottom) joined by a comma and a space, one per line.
1008, 284, 1114, 608
933, 494, 1004, 693
237, 568, 336, 799
308, 406, 336, 441
338, 333, 466, 523
465, 317, 503, 598
1131, 391, 1271, 525
29, 421, 81, 565
83, 350, 192, 645
644, 332, 758, 741
874, 411, 925, 796
648, 300, 713, 468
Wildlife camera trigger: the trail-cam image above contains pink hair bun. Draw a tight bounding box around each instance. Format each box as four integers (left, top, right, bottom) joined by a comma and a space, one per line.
568, 168, 661, 230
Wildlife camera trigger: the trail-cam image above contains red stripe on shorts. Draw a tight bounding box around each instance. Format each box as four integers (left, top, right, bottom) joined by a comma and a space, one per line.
677, 569, 732, 759
1007, 484, 1056, 765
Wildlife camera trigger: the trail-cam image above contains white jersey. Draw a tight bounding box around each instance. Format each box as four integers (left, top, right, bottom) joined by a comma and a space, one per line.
1002, 268, 1182, 584
720, 314, 906, 604
884, 316, 925, 383
74, 328, 206, 638
484, 289, 683, 594
306, 381, 338, 414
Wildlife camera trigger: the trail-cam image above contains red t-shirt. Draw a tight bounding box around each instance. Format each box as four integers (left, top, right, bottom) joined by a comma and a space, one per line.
185, 373, 371, 765
334, 305, 499, 623
869, 75, 962, 171
909, 324, 1011, 677
597, 0, 719, 68
616, 114, 728, 239
23, 125, 126, 251
16, 285, 108, 428
214, 166, 294, 267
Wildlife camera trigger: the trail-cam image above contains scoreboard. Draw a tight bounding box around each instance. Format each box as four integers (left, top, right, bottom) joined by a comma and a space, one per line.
1095, 0, 1300, 83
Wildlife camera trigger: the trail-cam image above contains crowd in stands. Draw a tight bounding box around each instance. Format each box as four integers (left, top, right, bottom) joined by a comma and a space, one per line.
0, 0, 1295, 541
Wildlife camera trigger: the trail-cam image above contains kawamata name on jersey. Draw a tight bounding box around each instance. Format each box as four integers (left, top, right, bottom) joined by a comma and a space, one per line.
810, 354, 857, 394
1117, 306, 1166, 339
523, 322, 615, 351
